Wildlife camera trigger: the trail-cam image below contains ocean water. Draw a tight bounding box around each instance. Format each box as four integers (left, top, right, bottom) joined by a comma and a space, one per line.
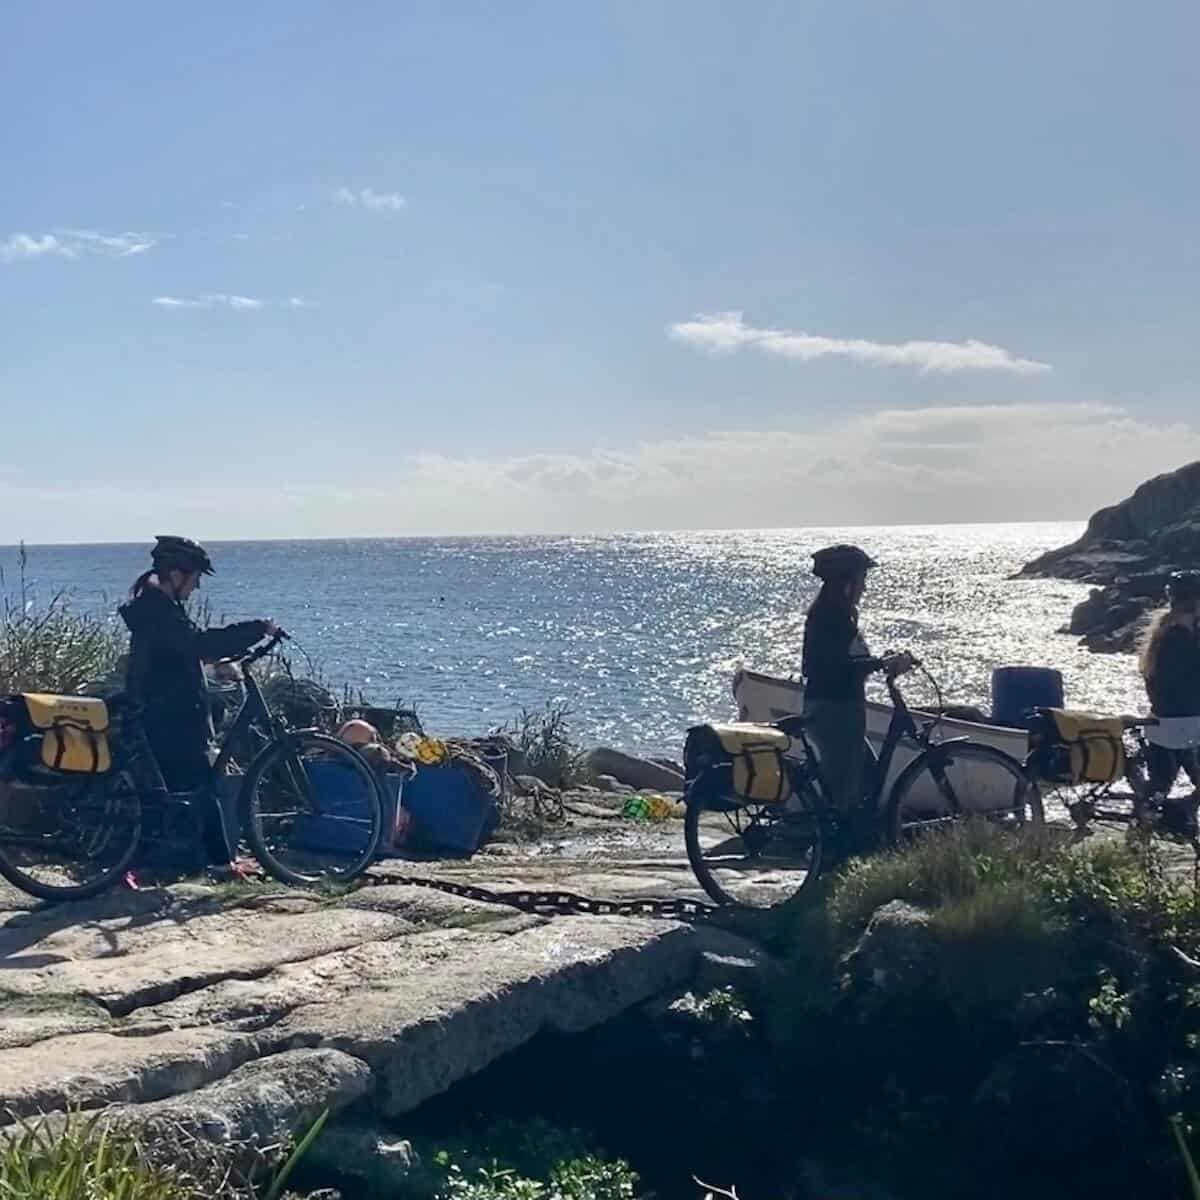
0, 525, 1145, 757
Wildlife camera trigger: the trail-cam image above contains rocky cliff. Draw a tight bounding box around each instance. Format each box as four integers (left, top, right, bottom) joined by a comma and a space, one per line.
1019, 461, 1200, 652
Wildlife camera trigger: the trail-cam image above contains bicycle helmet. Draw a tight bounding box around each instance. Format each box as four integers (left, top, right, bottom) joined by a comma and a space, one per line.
1167, 570, 1200, 606
811, 544, 878, 581
152, 535, 215, 577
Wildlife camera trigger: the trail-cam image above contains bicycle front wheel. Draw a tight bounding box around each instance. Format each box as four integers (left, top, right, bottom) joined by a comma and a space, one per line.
684, 789, 825, 909
885, 741, 1042, 845
244, 732, 384, 887
0, 772, 142, 902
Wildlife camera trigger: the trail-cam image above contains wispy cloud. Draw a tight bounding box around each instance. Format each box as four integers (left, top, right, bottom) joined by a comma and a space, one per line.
288, 296, 306, 308
58, 229, 157, 256
669, 311, 1052, 375
2, 228, 158, 263
334, 186, 406, 212
152, 293, 264, 311
1, 234, 75, 262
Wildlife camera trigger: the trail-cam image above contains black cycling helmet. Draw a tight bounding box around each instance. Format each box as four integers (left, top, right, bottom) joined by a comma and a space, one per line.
811, 543, 878, 581
152, 535, 215, 577
1167, 570, 1200, 605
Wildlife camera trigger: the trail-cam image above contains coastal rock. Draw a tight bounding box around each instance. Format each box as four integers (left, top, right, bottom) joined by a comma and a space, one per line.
584, 747, 685, 792
1019, 460, 1200, 653
307, 1120, 425, 1192
965, 1042, 1144, 1191
839, 901, 936, 1003
106, 1047, 371, 1150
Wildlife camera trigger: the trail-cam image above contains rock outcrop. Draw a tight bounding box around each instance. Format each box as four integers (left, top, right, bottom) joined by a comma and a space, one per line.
1019, 461, 1200, 652
0, 810, 715, 1149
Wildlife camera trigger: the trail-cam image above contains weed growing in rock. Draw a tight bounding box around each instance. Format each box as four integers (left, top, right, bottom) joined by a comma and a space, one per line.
501, 703, 585, 789
0, 1109, 329, 1200
428, 1119, 641, 1200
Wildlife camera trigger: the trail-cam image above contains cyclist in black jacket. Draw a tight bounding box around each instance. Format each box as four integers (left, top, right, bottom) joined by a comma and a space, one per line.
801, 545, 913, 839
119, 536, 275, 859
1139, 570, 1200, 834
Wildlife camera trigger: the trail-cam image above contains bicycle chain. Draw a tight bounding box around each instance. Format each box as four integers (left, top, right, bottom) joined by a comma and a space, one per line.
358, 867, 717, 922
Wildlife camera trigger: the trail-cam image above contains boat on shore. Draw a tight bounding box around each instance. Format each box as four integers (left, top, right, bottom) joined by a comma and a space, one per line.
731, 667, 1031, 812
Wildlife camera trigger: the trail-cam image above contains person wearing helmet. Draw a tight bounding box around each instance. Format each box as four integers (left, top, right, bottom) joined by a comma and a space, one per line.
801, 545, 914, 843
119, 536, 276, 861
1138, 569, 1200, 834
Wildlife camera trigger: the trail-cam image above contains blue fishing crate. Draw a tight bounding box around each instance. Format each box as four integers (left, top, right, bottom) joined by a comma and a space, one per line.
289, 760, 391, 858
401, 763, 497, 855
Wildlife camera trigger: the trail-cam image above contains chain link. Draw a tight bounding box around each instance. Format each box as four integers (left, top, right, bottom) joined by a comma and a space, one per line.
360, 867, 716, 921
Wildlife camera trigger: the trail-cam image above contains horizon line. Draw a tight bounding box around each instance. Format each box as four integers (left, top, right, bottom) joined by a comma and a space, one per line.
1, 516, 1088, 552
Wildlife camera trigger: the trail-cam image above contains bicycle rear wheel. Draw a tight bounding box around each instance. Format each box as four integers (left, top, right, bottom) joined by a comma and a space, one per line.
684, 786, 825, 909
0, 772, 142, 902
885, 741, 1042, 845
244, 732, 383, 887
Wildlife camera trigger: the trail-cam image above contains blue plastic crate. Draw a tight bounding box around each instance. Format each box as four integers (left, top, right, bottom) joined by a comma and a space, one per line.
401, 763, 497, 855
288, 760, 383, 857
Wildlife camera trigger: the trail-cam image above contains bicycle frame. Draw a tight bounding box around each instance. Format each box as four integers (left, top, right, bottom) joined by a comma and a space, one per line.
209, 670, 282, 779
790, 677, 946, 818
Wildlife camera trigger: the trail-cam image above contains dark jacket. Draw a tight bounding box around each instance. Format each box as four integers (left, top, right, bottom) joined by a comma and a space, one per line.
1146, 623, 1200, 717
801, 596, 883, 705
119, 586, 267, 773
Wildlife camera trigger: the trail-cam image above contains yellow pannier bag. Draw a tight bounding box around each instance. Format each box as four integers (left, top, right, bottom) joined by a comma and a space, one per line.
1030, 708, 1124, 785
711, 722, 793, 804
20, 693, 113, 774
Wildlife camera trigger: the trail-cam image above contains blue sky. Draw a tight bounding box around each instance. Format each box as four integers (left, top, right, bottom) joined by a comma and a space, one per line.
3, 1, 1198, 541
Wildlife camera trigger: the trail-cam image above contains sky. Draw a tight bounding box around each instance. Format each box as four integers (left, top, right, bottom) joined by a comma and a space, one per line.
2, 1, 1199, 543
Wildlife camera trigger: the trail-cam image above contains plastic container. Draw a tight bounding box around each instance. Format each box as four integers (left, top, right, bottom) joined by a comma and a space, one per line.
990, 667, 1065, 729
289, 760, 383, 858
401, 763, 497, 855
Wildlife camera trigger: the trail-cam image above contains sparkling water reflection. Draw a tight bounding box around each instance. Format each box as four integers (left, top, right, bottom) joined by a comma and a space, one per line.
2, 525, 1144, 756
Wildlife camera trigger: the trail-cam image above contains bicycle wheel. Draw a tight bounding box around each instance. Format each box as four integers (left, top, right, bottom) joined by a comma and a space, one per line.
885, 741, 1042, 845
0, 771, 142, 902
244, 731, 383, 886
684, 786, 825, 909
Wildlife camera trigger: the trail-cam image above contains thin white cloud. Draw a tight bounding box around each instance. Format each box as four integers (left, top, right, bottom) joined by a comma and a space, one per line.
152, 293, 264, 311
288, 296, 306, 308
2, 228, 158, 263
669, 311, 1052, 375
58, 229, 158, 256
334, 186, 406, 212
1, 233, 77, 262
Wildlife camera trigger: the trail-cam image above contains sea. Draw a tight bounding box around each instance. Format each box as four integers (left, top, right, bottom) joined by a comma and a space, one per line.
0, 525, 1144, 758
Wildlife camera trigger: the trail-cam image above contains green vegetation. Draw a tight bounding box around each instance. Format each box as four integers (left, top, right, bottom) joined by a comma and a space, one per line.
429, 1120, 640, 1200
502, 702, 585, 789
0, 1109, 328, 1200
1, 546, 123, 696
754, 822, 1200, 1198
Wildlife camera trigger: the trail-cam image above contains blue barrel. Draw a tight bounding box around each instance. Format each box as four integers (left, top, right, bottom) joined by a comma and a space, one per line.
991, 667, 1064, 728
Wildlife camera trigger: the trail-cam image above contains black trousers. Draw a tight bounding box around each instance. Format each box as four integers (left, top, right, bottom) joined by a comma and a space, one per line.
803, 698, 869, 812
144, 712, 231, 863
1147, 744, 1200, 802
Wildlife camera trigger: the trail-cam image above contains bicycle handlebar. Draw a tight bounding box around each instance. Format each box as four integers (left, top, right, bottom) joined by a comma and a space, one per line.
239, 628, 290, 666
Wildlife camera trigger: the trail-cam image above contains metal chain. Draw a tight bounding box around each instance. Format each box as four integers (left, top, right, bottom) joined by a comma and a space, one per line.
359, 867, 717, 921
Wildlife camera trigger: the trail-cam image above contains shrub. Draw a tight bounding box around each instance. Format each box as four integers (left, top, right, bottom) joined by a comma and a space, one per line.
430, 1119, 641, 1200
1, 546, 124, 696
501, 703, 584, 788
0, 1107, 329, 1200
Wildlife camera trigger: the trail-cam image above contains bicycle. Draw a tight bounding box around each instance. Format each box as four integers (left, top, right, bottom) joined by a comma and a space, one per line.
684, 662, 1041, 909
0, 631, 384, 902
1034, 715, 1200, 839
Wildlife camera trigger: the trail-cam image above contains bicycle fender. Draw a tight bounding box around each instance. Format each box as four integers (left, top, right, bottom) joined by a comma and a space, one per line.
918, 737, 972, 768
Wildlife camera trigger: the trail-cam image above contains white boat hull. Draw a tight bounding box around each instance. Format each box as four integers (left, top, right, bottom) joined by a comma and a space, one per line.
731, 668, 1031, 814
